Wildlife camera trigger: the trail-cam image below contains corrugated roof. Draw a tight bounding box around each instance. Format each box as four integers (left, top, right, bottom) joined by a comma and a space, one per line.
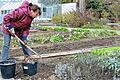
0, 2, 22, 10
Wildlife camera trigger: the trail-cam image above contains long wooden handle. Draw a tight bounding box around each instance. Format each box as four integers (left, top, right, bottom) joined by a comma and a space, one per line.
14, 34, 38, 55
15, 48, 92, 61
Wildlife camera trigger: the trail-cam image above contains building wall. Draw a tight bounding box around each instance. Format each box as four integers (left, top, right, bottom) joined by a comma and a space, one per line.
62, 3, 76, 14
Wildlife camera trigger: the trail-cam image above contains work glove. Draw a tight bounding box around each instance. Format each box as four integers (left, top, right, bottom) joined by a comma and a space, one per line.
9, 28, 15, 36
6, 24, 15, 36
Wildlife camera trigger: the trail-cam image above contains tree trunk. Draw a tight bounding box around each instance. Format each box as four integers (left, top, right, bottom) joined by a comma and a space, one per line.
79, 0, 86, 14
75, 0, 79, 13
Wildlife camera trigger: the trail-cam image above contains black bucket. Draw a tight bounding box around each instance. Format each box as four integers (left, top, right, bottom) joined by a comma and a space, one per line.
22, 61, 37, 76
0, 60, 16, 79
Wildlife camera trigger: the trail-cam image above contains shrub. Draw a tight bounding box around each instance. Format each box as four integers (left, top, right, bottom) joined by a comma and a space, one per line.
63, 11, 89, 28
52, 15, 62, 25
63, 13, 74, 25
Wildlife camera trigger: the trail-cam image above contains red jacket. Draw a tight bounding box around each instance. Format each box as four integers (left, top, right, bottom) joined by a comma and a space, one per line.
1, 1, 33, 37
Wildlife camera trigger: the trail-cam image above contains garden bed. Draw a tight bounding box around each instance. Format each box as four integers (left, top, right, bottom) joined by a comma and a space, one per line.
0, 28, 117, 49
7, 34, 120, 57
14, 48, 120, 80
7, 35, 120, 80
0, 29, 120, 80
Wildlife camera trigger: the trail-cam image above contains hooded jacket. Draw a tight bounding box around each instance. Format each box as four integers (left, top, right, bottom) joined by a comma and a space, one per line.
1, 1, 33, 37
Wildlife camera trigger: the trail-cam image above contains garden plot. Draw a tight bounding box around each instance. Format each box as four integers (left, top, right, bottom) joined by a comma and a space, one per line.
15, 49, 120, 80
0, 28, 120, 79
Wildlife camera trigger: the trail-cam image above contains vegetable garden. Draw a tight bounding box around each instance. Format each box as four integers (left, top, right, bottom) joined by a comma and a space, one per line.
0, 0, 120, 79
1, 25, 120, 79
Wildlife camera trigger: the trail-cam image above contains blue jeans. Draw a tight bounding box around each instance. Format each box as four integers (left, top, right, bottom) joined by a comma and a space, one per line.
1, 33, 30, 61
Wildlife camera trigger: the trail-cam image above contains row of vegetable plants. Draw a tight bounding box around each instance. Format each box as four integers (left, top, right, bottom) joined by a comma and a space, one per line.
54, 46, 120, 79
0, 26, 117, 48
31, 26, 117, 43
68, 46, 120, 79
32, 25, 117, 33
92, 47, 120, 78
29, 27, 117, 44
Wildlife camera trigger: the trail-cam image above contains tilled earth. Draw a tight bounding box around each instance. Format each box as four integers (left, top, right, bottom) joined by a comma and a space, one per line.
9, 35, 120, 57
14, 56, 114, 80
0, 31, 120, 80
8, 35, 120, 80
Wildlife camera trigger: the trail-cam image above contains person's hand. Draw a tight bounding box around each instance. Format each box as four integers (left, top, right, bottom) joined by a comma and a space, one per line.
9, 28, 15, 36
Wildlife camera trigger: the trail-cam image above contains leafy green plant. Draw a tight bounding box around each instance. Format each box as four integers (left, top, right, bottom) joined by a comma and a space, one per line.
71, 28, 117, 39
82, 22, 109, 29
72, 49, 120, 78
92, 50, 120, 77
69, 33, 82, 41
98, 30, 117, 37
32, 26, 39, 28
91, 46, 120, 57
69, 53, 112, 80
73, 29, 89, 36
70, 29, 91, 40
71, 29, 89, 33
54, 27, 69, 32
89, 30, 117, 38
11, 39, 19, 47
99, 51, 120, 77
0, 39, 23, 48
39, 26, 54, 31
30, 36, 49, 44
50, 34, 64, 43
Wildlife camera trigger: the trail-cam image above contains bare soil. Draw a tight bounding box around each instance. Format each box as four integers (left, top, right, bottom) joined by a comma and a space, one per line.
0, 30, 120, 80
9, 35, 120, 57
10, 35, 120, 80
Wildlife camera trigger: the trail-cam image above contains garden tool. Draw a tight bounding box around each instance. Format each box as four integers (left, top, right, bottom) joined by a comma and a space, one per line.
13, 34, 42, 61
12, 34, 39, 55
15, 48, 93, 61
8, 29, 40, 61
